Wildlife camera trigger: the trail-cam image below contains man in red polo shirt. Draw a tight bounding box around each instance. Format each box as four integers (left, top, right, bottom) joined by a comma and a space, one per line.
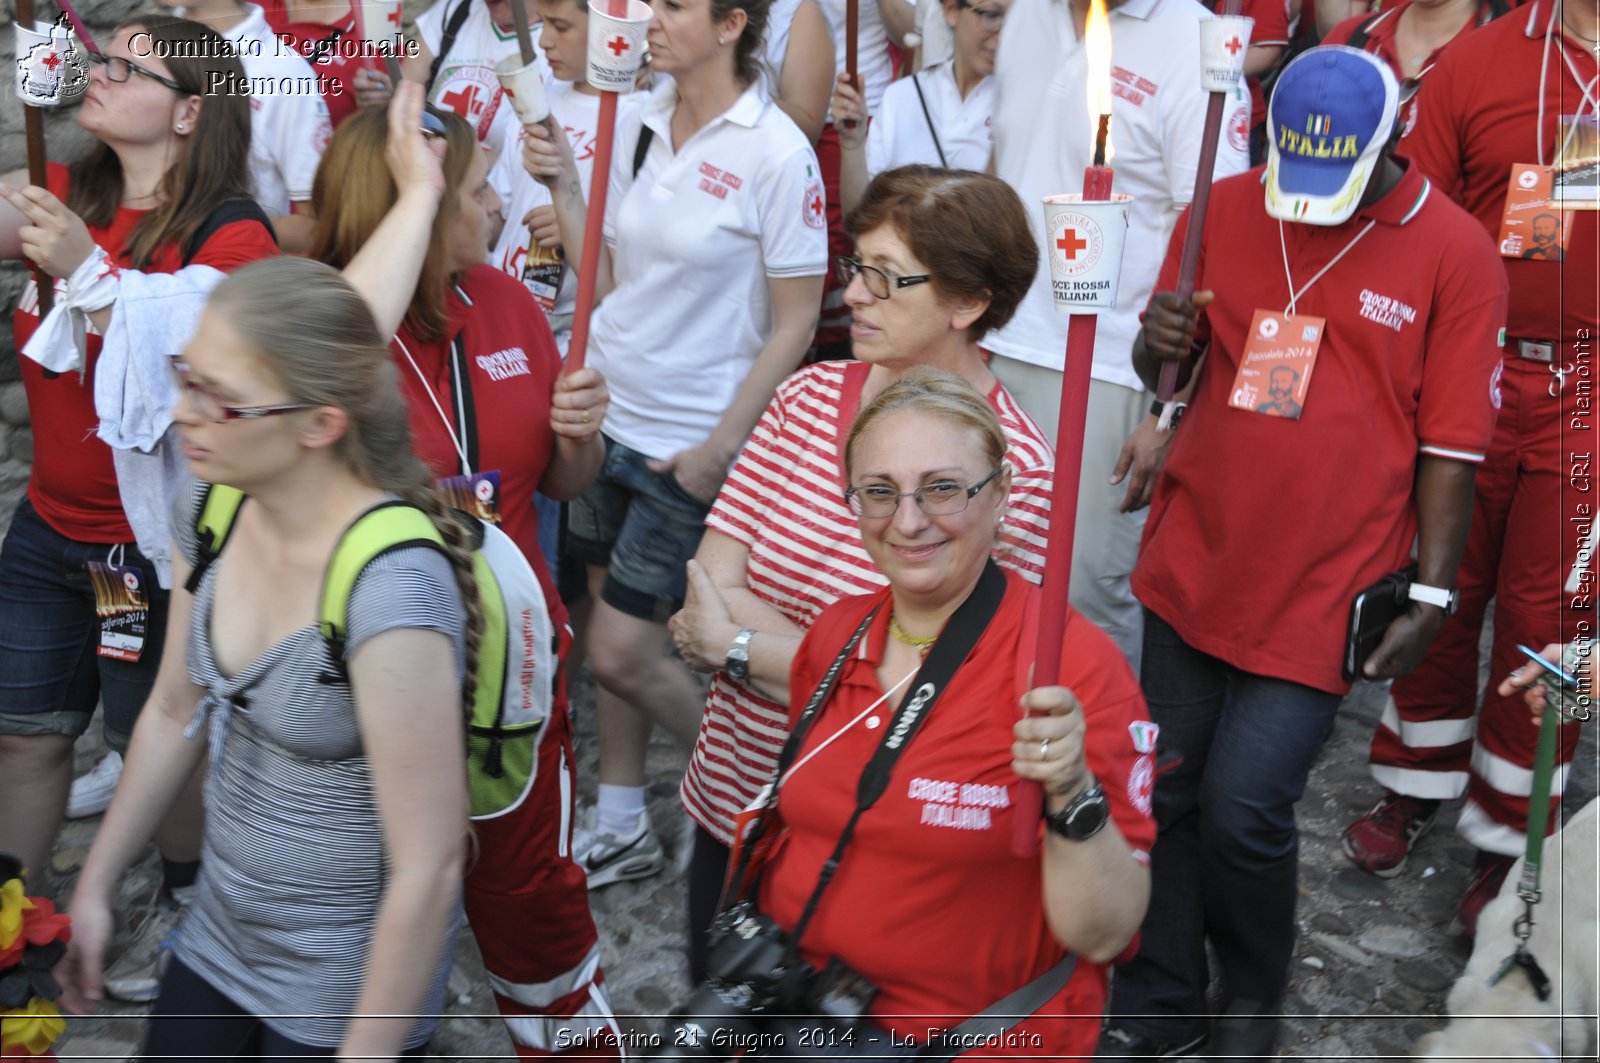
1341, 0, 1597, 934
1097, 47, 1505, 1060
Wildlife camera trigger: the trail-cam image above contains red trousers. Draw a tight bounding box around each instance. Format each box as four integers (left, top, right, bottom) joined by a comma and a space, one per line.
464, 683, 622, 1059
1369, 351, 1593, 854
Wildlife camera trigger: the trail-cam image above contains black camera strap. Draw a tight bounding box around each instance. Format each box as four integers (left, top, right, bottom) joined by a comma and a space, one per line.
783, 561, 1007, 957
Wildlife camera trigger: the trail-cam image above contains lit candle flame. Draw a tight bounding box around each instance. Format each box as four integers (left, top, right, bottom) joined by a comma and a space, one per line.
1085, 0, 1113, 163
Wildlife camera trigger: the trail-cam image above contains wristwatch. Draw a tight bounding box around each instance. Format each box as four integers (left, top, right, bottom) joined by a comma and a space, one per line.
1407, 582, 1460, 615
1043, 779, 1110, 842
1149, 399, 1187, 431
724, 628, 755, 683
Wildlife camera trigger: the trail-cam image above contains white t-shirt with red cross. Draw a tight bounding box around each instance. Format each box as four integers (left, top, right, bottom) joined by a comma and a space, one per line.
491, 81, 647, 331
986, 0, 1249, 390
588, 80, 829, 460
416, 0, 551, 181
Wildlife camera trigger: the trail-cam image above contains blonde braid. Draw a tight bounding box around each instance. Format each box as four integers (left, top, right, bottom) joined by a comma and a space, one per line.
400, 486, 485, 728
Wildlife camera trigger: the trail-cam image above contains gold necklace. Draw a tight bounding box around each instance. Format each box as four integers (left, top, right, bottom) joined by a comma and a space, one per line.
888, 614, 937, 656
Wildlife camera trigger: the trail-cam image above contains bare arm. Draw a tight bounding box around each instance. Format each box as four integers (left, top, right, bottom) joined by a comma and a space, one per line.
830, 74, 872, 217
339, 626, 468, 1060
876, 0, 918, 45
522, 120, 617, 302
670, 538, 807, 704
1243, 44, 1284, 78
646, 273, 823, 501
773, 0, 836, 143
1013, 687, 1150, 962
1316, 1, 1370, 38
1363, 455, 1476, 679
538, 366, 608, 500
60, 549, 208, 1012
342, 83, 445, 338
272, 202, 317, 256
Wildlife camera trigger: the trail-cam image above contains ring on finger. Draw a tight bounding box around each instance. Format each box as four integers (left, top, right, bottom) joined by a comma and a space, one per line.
1039, 738, 1050, 760
581, 410, 591, 424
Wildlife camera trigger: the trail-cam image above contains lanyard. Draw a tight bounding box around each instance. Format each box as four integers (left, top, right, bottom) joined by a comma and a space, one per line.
1277, 219, 1377, 316
778, 665, 917, 789
1539, 3, 1600, 163
394, 331, 476, 478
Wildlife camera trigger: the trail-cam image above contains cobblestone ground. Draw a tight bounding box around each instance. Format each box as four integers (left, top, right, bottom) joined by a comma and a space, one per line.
44, 665, 1599, 1062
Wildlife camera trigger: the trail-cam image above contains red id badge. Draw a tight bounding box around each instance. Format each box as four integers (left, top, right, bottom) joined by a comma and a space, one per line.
725, 783, 782, 904
1228, 310, 1325, 420
1497, 164, 1573, 259
86, 561, 149, 662
436, 470, 502, 524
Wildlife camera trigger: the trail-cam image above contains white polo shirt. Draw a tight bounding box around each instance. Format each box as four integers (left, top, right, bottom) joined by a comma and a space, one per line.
491, 82, 647, 327
865, 61, 992, 175
225, 4, 332, 212
986, 0, 1250, 389
416, 0, 551, 189
817, 0, 915, 114
588, 80, 829, 460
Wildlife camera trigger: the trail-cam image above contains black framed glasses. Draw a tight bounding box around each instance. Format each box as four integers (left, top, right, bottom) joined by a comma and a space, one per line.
834, 256, 933, 300
845, 467, 1003, 518
87, 50, 187, 93
955, 0, 1006, 31
172, 361, 314, 424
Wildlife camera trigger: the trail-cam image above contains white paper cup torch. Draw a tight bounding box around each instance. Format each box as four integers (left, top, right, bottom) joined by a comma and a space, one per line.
15, 19, 87, 107
587, 0, 651, 93
1198, 15, 1254, 94
495, 54, 551, 124
356, 0, 405, 49
1042, 193, 1132, 314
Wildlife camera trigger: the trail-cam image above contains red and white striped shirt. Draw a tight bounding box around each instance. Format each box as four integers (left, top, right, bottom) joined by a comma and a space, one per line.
680, 361, 1055, 843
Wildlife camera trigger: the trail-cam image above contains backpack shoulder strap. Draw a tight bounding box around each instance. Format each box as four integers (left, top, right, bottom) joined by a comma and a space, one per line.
181, 198, 277, 267
185, 484, 247, 594
319, 502, 449, 659
426, 0, 475, 94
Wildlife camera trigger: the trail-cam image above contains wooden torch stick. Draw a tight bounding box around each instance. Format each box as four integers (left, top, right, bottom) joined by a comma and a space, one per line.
510, 0, 538, 63
16, 0, 54, 316
565, 0, 632, 374
1154, 0, 1242, 406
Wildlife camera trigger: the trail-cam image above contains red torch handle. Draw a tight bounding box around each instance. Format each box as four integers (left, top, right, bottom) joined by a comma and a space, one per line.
565, 0, 632, 374
17, 0, 54, 317
1155, 0, 1241, 403
1011, 162, 1114, 857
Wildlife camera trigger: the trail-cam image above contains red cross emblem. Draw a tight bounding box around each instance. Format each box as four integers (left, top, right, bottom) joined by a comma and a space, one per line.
1056, 229, 1088, 260
386, 6, 402, 30
39, 50, 63, 72
439, 84, 481, 117
607, 35, 630, 57
1224, 36, 1243, 56
810, 193, 823, 216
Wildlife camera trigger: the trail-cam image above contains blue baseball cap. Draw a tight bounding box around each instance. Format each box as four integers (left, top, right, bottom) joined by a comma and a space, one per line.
1265, 46, 1399, 225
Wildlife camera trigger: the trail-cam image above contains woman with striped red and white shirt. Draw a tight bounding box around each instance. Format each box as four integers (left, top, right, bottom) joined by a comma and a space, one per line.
668, 166, 1055, 981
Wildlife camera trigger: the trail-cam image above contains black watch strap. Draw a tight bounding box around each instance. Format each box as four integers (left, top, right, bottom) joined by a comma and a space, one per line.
1044, 780, 1109, 842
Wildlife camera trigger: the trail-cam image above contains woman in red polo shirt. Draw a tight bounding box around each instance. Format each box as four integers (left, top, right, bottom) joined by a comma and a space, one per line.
737, 370, 1153, 1058
308, 89, 622, 1057
0, 13, 276, 958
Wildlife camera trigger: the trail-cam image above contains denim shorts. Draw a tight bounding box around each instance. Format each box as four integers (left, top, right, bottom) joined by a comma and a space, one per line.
0, 497, 170, 751
566, 436, 712, 622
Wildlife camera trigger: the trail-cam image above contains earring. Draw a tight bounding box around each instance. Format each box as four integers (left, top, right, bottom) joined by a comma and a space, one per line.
176, 124, 187, 132
718, 35, 726, 44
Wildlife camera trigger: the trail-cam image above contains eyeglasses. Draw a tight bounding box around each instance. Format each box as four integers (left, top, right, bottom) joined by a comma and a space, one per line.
845, 467, 1003, 518
835, 256, 933, 300
87, 50, 187, 93
955, 0, 1006, 30
172, 361, 314, 424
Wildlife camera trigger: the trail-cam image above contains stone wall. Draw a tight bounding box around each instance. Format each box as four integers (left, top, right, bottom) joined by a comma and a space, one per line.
0, 0, 133, 537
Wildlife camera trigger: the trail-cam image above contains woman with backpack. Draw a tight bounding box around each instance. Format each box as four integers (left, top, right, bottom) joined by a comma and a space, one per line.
0, 13, 277, 997
58, 249, 474, 1058
310, 85, 622, 1058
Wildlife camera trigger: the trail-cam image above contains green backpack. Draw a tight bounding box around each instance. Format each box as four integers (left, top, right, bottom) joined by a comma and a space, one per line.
185, 483, 558, 820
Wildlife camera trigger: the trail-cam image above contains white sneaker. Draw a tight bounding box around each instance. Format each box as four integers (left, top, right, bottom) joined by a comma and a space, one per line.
66, 752, 123, 819
575, 812, 664, 889
103, 886, 192, 1003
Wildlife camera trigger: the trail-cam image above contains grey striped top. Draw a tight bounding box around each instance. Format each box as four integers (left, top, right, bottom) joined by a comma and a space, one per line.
170, 481, 466, 1049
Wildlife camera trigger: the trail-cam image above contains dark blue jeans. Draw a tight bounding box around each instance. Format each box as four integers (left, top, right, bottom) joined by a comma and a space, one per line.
1107, 611, 1341, 1042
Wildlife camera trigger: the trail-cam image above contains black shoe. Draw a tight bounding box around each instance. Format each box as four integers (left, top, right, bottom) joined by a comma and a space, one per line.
1205, 1006, 1279, 1061
1096, 1025, 1208, 1060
